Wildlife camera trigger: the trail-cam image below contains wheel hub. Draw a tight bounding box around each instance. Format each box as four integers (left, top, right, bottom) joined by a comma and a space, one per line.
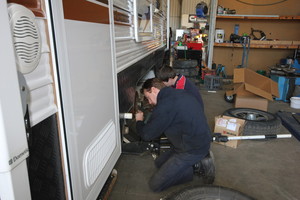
246, 113, 257, 120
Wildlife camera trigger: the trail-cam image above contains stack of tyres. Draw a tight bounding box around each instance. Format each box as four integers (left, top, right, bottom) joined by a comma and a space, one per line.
173, 59, 199, 78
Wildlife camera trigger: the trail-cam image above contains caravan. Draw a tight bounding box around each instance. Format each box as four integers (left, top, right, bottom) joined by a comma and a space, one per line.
0, 0, 169, 199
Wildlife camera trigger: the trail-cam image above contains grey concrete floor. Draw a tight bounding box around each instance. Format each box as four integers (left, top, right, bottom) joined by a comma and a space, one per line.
109, 86, 300, 200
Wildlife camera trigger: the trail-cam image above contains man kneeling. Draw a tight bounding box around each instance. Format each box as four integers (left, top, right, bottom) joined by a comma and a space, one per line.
135, 78, 212, 192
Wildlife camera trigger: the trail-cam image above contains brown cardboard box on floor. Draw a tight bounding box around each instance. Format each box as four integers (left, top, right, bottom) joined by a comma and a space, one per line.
214, 115, 245, 148
226, 83, 253, 97
232, 68, 279, 101
225, 68, 279, 110
235, 94, 268, 111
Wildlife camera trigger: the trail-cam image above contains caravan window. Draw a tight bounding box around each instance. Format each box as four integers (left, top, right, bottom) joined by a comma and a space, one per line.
133, 0, 154, 42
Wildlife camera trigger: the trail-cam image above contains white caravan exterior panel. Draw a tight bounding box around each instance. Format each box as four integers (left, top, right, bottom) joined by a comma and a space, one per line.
51, 0, 121, 199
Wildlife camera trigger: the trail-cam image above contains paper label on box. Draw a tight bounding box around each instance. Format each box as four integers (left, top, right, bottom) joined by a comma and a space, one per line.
229, 118, 237, 122
226, 122, 237, 131
216, 118, 228, 127
214, 115, 245, 149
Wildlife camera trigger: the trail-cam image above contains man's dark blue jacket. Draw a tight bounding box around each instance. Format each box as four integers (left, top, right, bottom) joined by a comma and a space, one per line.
136, 87, 211, 155
174, 74, 204, 109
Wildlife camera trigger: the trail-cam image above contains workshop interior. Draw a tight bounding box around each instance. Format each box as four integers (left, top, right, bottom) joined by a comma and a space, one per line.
0, 0, 300, 200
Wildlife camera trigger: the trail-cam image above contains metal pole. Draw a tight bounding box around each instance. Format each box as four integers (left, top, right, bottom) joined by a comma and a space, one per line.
207, 0, 218, 69
213, 134, 292, 142
227, 134, 292, 140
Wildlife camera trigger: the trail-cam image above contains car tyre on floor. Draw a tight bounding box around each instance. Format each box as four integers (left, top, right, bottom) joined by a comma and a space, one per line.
223, 108, 282, 135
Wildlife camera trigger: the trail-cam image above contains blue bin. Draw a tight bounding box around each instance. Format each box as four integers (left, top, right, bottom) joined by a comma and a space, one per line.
271, 75, 290, 102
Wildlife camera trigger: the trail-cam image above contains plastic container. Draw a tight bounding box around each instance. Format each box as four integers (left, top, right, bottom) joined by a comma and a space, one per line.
234, 24, 239, 35
201, 69, 216, 80
217, 5, 224, 14
204, 75, 223, 90
290, 97, 300, 109
215, 29, 224, 43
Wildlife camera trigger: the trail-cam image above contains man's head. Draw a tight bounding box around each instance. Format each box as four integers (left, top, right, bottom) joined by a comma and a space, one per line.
157, 65, 177, 87
141, 78, 166, 105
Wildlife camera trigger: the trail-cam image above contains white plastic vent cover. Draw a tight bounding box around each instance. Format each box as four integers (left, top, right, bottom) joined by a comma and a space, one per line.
8, 3, 41, 74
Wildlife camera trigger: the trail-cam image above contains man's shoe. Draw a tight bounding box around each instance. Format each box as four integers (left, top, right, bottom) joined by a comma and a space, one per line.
193, 151, 215, 184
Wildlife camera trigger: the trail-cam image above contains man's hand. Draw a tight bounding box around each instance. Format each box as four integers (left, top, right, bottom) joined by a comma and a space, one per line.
135, 110, 144, 121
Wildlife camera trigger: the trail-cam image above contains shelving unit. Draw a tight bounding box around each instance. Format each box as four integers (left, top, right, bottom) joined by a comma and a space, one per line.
216, 15, 300, 20
214, 15, 300, 49
206, 0, 300, 75
214, 42, 300, 49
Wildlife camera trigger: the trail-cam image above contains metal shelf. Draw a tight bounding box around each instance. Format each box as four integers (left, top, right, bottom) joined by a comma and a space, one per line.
216, 14, 300, 20
214, 42, 300, 49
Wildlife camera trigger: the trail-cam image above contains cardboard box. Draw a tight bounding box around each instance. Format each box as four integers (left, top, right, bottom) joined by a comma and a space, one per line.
235, 94, 268, 111
226, 83, 253, 96
232, 68, 279, 101
214, 115, 245, 148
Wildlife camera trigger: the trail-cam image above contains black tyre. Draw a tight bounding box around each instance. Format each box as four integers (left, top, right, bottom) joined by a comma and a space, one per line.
223, 108, 281, 135
174, 68, 199, 77
163, 185, 255, 200
173, 59, 198, 69
28, 115, 65, 200
224, 93, 235, 103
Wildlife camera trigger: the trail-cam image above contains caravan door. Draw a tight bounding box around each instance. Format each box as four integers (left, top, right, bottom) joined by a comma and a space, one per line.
50, 0, 121, 199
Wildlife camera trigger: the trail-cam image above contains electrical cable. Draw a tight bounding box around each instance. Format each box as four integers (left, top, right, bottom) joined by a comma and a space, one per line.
236, 0, 288, 6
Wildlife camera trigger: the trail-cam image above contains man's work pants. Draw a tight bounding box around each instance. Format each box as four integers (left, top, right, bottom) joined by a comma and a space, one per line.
149, 149, 206, 192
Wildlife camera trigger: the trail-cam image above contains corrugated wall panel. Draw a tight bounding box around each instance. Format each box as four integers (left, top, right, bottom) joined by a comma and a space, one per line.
169, 0, 181, 40
114, 0, 131, 10
115, 39, 163, 71
181, 0, 210, 14
114, 25, 133, 38
113, 0, 167, 72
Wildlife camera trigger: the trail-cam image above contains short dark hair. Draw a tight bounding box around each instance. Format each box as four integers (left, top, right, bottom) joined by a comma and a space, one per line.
157, 65, 176, 82
141, 78, 166, 93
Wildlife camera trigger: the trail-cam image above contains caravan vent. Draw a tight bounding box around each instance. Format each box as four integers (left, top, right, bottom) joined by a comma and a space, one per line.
8, 3, 41, 74
83, 121, 117, 187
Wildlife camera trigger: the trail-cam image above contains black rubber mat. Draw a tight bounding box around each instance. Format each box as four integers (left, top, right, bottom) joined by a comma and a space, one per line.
276, 111, 300, 142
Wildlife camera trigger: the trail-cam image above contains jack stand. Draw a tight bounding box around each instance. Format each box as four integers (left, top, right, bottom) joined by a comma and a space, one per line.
237, 36, 251, 68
